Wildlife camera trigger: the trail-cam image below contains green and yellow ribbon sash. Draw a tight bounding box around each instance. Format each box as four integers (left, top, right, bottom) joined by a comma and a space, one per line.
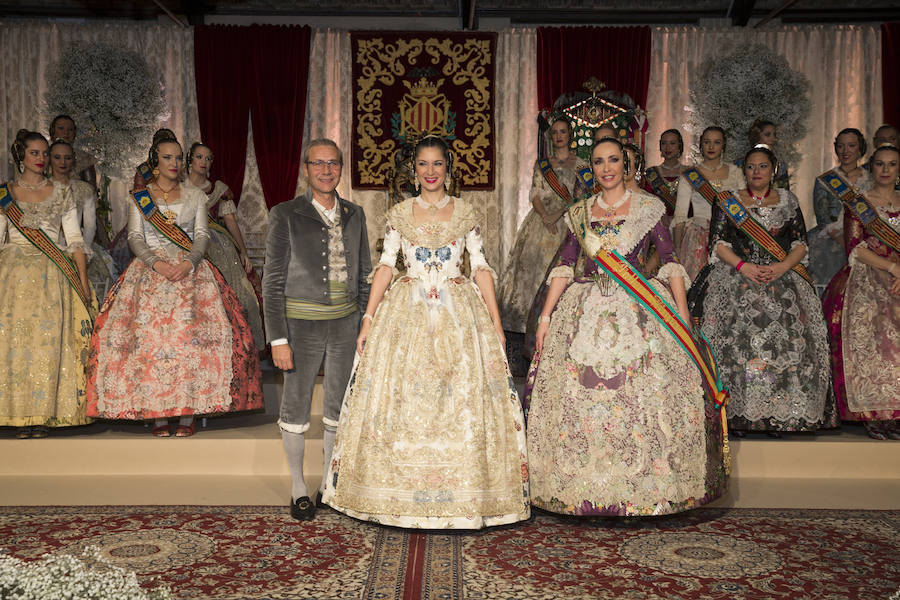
0, 182, 93, 317
684, 167, 814, 287
644, 166, 677, 212
818, 169, 900, 254
538, 158, 573, 204
131, 189, 194, 252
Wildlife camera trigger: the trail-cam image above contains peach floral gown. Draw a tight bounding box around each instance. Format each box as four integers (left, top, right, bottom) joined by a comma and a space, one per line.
322, 197, 530, 529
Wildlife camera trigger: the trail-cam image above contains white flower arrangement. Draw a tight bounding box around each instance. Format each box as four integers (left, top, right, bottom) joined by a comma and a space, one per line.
0, 547, 173, 600
45, 41, 169, 177
686, 43, 811, 167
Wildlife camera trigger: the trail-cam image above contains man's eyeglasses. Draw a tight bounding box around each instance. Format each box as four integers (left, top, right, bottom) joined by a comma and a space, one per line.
306, 160, 341, 169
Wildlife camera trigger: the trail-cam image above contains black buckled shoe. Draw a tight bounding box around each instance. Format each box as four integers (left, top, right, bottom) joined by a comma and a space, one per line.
290, 496, 316, 521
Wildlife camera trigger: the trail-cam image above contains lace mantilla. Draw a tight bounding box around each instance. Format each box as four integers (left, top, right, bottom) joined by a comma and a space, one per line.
567, 191, 665, 257
386, 197, 479, 249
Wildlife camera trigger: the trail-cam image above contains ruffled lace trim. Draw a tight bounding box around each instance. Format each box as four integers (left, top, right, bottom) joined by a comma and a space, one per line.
471, 264, 498, 284
570, 191, 665, 257
368, 262, 400, 283
547, 265, 574, 282
737, 187, 803, 231
65, 240, 92, 259
847, 241, 868, 267
790, 239, 809, 266
386, 197, 479, 248
14, 181, 73, 229
708, 240, 733, 264
657, 262, 690, 289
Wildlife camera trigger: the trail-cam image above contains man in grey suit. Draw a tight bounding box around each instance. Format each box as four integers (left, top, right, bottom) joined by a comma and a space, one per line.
262, 138, 371, 521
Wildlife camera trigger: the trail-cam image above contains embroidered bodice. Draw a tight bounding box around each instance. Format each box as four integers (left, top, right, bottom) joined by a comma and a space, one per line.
673, 163, 744, 226
531, 158, 590, 210
127, 184, 209, 266
551, 191, 687, 283
709, 188, 808, 266
845, 200, 900, 263
378, 197, 496, 288
185, 179, 236, 219
0, 181, 86, 254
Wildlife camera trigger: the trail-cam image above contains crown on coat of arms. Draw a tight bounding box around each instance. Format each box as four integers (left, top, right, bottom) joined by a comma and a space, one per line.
408, 77, 439, 98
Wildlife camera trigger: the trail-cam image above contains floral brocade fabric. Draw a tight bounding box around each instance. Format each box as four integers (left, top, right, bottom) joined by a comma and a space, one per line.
322, 198, 529, 529
524, 193, 727, 517
697, 189, 837, 431
499, 159, 588, 332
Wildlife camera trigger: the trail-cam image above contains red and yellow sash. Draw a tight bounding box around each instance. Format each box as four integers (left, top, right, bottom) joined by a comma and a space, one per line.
684, 167, 814, 286
818, 169, 900, 255
644, 167, 677, 212
0, 182, 94, 316
131, 189, 194, 251
538, 159, 573, 204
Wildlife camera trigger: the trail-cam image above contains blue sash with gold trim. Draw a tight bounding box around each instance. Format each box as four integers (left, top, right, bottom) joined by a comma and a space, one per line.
131, 189, 194, 252
818, 169, 900, 254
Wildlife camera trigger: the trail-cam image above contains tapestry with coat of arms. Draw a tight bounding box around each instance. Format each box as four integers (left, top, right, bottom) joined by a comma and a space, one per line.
350, 31, 496, 190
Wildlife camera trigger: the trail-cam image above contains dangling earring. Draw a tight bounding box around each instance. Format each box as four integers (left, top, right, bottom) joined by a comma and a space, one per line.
444, 178, 450, 192
17, 162, 24, 174
415, 177, 420, 192
152, 168, 159, 177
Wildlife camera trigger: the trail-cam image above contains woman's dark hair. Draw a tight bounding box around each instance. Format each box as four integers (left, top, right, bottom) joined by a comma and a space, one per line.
148, 134, 181, 169
187, 142, 212, 173
871, 143, 900, 163
592, 136, 631, 175
833, 127, 867, 157
49, 114, 75, 137
624, 142, 645, 176
11, 129, 48, 166
742, 144, 779, 172
413, 135, 452, 165
659, 128, 684, 156
49, 138, 73, 153
747, 119, 776, 145
700, 126, 727, 151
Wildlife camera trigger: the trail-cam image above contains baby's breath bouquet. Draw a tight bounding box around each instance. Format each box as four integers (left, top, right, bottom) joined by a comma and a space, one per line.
687, 42, 811, 166
45, 41, 168, 177
0, 547, 173, 600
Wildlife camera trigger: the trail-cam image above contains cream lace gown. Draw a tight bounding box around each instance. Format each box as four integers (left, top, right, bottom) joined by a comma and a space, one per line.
322, 197, 530, 529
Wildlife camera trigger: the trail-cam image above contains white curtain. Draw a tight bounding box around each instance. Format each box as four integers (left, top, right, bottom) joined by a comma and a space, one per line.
301, 28, 537, 271
646, 25, 882, 226
0, 21, 199, 234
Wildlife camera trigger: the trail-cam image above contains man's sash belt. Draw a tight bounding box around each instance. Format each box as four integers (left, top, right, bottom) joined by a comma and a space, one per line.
0, 182, 93, 315
684, 167, 814, 286
645, 167, 677, 211
818, 169, 900, 254
590, 248, 729, 410
538, 159, 573, 204
131, 189, 194, 251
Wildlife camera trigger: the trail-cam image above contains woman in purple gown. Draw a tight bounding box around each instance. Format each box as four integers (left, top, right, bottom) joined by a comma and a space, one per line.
524, 138, 727, 517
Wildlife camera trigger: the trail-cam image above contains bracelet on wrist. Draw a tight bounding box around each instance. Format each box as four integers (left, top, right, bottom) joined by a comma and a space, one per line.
538, 315, 552, 324
362, 313, 374, 322
735, 261, 745, 272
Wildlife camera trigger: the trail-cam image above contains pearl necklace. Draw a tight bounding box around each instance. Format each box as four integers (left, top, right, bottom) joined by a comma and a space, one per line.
595, 190, 631, 218
16, 177, 50, 191
416, 194, 451, 216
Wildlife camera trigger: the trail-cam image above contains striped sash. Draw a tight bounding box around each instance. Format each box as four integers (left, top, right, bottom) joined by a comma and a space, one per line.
817, 169, 900, 254
684, 167, 814, 286
644, 166, 677, 212
538, 159, 573, 204
0, 182, 93, 316
131, 189, 194, 252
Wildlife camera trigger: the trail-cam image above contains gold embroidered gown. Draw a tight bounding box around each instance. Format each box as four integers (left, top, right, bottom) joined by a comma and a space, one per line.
322, 197, 530, 529
499, 158, 588, 332
0, 182, 93, 427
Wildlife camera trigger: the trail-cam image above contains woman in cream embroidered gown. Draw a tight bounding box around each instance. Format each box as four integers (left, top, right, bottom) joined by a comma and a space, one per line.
810, 128, 873, 289
48, 139, 118, 300
0, 131, 93, 436
86, 137, 262, 437
822, 144, 900, 439
184, 142, 264, 350
690, 146, 836, 435
525, 138, 727, 517
323, 137, 529, 528
673, 126, 744, 280
499, 116, 588, 332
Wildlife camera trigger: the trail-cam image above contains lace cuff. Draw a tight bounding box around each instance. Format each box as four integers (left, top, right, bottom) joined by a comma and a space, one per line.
367, 262, 400, 283
218, 199, 237, 216
708, 240, 733, 264
547, 265, 574, 282
656, 262, 690, 289
823, 219, 842, 237
790, 240, 809, 266
66, 240, 93, 259
670, 215, 688, 228
471, 264, 498, 285
847, 241, 868, 267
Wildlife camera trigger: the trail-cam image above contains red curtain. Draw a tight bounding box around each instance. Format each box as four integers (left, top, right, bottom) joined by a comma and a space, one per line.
883, 23, 900, 127
536, 26, 651, 111
194, 25, 311, 209
194, 25, 252, 204
247, 25, 312, 210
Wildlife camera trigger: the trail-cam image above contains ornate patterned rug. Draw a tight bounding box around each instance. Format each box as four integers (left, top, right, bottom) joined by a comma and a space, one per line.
1, 506, 898, 599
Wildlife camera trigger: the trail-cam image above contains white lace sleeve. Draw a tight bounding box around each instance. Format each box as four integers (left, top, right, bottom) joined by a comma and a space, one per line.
656, 261, 690, 289
671, 174, 691, 227
370, 220, 402, 282
708, 240, 733, 264
61, 203, 90, 258
466, 224, 498, 283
